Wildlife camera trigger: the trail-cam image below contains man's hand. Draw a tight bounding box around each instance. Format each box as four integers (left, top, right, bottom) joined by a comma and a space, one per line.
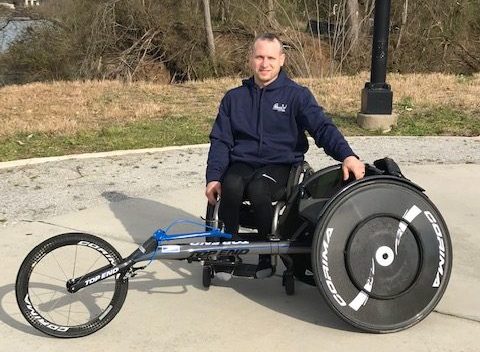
205, 181, 221, 205
342, 155, 365, 181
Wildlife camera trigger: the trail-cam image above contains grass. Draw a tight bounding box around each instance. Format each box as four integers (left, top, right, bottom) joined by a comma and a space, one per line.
394, 107, 480, 136
0, 72, 479, 161
0, 115, 212, 161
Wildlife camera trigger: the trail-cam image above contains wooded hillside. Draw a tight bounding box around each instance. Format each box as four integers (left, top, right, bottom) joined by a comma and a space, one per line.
1, 0, 479, 84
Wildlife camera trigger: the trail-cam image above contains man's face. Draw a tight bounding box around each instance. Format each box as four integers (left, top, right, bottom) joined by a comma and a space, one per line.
250, 39, 285, 87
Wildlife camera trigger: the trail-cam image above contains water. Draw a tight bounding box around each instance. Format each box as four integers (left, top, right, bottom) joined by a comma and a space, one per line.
0, 17, 44, 52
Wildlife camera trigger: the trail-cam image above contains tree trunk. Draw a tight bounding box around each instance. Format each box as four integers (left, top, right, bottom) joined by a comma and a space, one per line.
267, 0, 277, 27
395, 0, 408, 52
220, 0, 230, 23
347, 0, 360, 53
201, 0, 217, 73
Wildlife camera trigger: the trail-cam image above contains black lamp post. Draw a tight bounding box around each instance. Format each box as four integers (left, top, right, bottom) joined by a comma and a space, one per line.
358, 0, 396, 130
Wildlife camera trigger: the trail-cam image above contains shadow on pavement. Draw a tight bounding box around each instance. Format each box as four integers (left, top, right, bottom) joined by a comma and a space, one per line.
0, 190, 361, 336
0, 284, 46, 337
101, 191, 201, 244
103, 193, 357, 333
0, 192, 357, 336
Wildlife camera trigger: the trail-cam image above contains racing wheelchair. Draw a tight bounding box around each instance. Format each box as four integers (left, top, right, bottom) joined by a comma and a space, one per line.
15, 158, 452, 337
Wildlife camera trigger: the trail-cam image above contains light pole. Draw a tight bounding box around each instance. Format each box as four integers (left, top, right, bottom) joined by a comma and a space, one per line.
357, 0, 397, 132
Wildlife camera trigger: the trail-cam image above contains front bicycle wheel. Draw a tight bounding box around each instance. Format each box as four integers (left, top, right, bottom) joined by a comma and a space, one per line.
16, 233, 129, 338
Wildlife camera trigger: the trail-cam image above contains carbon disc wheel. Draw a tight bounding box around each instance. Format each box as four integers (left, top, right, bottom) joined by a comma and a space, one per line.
311, 178, 452, 333
16, 233, 129, 338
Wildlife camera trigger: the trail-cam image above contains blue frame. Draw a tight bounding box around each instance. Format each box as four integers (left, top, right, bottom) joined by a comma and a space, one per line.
152, 219, 232, 243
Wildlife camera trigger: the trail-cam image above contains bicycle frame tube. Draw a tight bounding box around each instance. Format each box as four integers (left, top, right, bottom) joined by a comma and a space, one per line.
136, 240, 311, 262
136, 219, 311, 261
66, 220, 310, 293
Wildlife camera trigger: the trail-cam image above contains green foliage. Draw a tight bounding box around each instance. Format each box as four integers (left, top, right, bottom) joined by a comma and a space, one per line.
0, 25, 79, 83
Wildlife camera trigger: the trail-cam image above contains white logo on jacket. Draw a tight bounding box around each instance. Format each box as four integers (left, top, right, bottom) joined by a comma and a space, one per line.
272, 103, 287, 113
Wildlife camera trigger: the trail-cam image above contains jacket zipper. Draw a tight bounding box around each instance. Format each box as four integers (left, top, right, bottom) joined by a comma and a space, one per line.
257, 88, 264, 155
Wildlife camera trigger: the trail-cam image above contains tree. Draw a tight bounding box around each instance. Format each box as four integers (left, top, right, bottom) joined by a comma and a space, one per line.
266, 0, 278, 27
394, 0, 408, 54
201, 0, 217, 73
219, 0, 230, 23
346, 0, 360, 53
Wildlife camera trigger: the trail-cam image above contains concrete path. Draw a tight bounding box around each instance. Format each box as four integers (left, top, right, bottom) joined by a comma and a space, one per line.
0, 137, 479, 351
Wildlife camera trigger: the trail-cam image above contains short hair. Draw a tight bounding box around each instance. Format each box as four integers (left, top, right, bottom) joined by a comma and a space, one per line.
252, 32, 284, 54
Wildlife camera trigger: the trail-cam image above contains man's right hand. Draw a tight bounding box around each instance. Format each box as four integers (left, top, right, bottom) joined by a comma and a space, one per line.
205, 181, 221, 205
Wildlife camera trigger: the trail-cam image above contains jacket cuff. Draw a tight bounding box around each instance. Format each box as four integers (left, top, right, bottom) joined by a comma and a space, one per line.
206, 171, 223, 184
338, 150, 358, 162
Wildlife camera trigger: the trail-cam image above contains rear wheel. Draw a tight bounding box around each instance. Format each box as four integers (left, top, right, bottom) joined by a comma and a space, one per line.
16, 233, 129, 338
311, 179, 452, 333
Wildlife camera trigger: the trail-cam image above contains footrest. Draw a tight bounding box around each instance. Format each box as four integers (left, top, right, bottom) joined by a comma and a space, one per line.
210, 262, 275, 279
232, 263, 257, 277
212, 262, 235, 274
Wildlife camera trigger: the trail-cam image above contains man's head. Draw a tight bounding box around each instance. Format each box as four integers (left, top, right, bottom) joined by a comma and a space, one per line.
249, 33, 285, 88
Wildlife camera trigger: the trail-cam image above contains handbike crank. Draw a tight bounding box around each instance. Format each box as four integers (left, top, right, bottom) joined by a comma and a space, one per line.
123, 265, 148, 279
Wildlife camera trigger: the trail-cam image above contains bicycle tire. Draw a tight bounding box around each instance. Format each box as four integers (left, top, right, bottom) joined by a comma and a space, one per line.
16, 232, 129, 338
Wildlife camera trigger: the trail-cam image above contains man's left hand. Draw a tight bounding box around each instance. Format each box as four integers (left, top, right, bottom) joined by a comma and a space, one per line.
342, 155, 365, 181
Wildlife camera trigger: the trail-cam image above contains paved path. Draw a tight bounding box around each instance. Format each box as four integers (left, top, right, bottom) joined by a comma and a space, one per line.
0, 137, 479, 351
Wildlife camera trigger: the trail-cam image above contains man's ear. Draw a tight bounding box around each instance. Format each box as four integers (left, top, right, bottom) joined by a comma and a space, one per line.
279, 53, 286, 67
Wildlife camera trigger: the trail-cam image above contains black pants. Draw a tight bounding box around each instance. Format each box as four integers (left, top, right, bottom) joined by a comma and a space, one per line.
219, 162, 291, 239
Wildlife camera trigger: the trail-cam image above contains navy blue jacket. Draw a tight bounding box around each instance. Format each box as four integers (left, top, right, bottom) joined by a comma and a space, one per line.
206, 70, 355, 183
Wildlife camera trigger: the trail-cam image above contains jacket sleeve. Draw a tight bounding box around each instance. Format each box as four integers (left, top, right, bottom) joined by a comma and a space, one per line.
298, 87, 356, 162
206, 94, 234, 183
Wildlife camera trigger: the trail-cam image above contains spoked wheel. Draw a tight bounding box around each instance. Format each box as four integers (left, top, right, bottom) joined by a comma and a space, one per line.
16, 233, 129, 338
311, 179, 452, 333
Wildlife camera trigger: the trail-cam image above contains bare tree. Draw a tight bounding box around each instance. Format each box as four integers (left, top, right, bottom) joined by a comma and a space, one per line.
219, 0, 230, 23
201, 0, 217, 73
394, 0, 408, 53
346, 0, 360, 52
266, 0, 278, 27
12, 0, 24, 8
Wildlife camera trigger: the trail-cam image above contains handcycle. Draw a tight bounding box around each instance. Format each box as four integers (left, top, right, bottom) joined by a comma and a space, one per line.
15, 158, 452, 338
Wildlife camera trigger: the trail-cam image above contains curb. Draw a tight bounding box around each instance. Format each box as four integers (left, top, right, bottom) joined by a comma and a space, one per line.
0, 143, 210, 169
1, 136, 478, 169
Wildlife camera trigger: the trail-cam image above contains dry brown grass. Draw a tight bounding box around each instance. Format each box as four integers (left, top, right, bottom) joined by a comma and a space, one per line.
0, 79, 227, 137
301, 72, 480, 115
1, 72, 478, 137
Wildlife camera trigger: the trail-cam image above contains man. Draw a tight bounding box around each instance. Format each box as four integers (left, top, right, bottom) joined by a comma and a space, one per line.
205, 33, 365, 276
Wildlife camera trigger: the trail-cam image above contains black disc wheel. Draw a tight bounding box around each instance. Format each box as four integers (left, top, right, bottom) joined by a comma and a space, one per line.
311, 178, 452, 333
16, 233, 129, 338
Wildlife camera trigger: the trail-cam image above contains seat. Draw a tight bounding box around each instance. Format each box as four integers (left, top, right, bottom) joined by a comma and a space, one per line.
203, 161, 314, 289
205, 161, 314, 239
